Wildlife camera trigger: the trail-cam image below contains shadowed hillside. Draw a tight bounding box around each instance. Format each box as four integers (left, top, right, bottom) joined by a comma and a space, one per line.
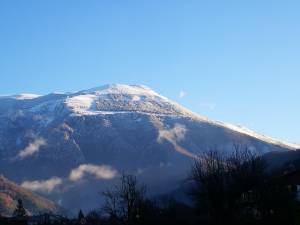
0, 175, 60, 216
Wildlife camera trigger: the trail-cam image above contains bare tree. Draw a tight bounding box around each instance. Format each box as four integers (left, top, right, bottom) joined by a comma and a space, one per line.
102, 174, 146, 225
190, 146, 298, 225
191, 150, 228, 224
102, 189, 120, 220
227, 146, 266, 199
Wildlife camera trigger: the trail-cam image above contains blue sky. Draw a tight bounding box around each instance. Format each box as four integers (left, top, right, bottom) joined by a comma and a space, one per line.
0, 0, 299, 143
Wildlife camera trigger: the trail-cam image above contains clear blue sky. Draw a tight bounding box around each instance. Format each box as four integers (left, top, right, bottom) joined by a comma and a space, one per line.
0, 0, 299, 143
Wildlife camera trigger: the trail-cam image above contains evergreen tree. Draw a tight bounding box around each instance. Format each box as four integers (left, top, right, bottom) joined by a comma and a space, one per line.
13, 199, 27, 218
77, 209, 86, 225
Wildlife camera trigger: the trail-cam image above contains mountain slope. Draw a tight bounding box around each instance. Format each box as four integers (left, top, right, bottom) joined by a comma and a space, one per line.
0, 84, 298, 211
0, 175, 59, 216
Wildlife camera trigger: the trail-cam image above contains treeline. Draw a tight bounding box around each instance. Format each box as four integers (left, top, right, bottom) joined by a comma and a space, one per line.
1, 148, 300, 225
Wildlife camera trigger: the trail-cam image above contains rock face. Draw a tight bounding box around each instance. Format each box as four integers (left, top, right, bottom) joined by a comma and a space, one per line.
0, 175, 59, 216
0, 84, 298, 211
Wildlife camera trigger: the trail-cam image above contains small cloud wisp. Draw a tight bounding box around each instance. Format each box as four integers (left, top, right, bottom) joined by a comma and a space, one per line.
17, 138, 46, 159
21, 177, 62, 193
158, 123, 196, 158
179, 90, 187, 98
69, 164, 118, 182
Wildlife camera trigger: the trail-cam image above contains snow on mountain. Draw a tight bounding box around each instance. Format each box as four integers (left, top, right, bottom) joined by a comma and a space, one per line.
0, 84, 298, 150
14, 93, 42, 100
0, 93, 41, 100
66, 84, 190, 116
80, 84, 160, 96
217, 122, 300, 150
63, 84, 298, 149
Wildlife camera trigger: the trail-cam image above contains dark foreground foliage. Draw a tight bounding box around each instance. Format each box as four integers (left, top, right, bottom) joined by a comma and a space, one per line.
1, 148, 300, 225
190, 148, 300, 225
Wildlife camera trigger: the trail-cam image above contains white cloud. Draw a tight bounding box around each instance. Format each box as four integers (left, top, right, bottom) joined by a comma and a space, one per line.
158, 123, 187, 142
69, 164, 118, 182
158, 124, 197, 158
179, 90, 187, 98
17, 138, 46, 159
199, 102, 216, 110
21, 177, 62, 193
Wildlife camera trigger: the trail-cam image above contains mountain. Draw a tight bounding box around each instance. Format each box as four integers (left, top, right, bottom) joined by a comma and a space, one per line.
0, 175, 59, 216
0, 84, 298, 211
264, 149, 300, 171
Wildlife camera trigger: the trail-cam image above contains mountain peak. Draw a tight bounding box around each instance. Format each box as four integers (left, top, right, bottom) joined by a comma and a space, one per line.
65, 84, 185, 117
79, 84, 159, 97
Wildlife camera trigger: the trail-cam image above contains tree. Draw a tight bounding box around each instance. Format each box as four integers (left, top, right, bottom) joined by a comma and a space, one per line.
190, 147, 298, 225
102, 174, 146, 225
191, 150, 228, 224
85, 210, 102, 225
77, 209, 86, 225
102, 188, 119, 222
12, 199, 28, 225
13, 199, 27, 218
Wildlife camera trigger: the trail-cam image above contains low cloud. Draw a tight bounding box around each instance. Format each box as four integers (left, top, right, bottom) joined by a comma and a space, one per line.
17, 138, 46, 159
21, 177, 62, 193
158, 123, 187, 142
69, 164, 118, 182
179, 90, 187, 98
158, 124, 196, 158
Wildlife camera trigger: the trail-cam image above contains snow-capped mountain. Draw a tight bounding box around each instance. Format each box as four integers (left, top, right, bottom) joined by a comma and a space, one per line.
0, 84, 298, 211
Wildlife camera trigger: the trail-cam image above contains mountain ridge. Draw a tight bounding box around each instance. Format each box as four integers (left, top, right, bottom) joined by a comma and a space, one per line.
0, 84, 298, 211
0, 84, 298, 150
